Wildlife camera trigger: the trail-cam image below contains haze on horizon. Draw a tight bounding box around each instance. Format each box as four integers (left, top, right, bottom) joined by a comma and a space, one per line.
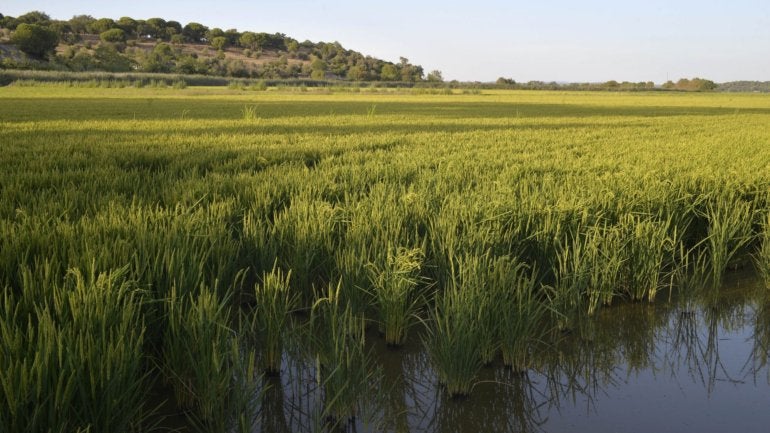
3, 0, 768, 83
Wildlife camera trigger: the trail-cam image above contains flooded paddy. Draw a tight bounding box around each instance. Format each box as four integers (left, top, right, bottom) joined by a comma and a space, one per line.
260, 273, 770, 433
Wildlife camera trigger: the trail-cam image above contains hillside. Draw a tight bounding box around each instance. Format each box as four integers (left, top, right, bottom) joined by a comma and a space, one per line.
0, 11, 425, 81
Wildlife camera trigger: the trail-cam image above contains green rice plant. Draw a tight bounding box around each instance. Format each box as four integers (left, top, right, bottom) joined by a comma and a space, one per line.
310, 281, 379, 425
367, 246, 425, 346
585, 224, 626, 314
247, 266, 298, 375
672, 241, 711, 311
163, 284, 259, 433
333, 241, 377, 318
461, 253, 501, 365
241, 104, 259, 120
755, 211, 770, 289
622, 214, 673, 302
495, 258, 552, 371
424, 258, 486, 397
549, 233, 590, 330
0, 266, 150, 433
272, 196, 342, 306
705, 191, 755, 287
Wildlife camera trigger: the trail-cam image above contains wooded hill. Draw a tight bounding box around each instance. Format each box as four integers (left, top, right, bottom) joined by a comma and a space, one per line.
0, 11, 427, 81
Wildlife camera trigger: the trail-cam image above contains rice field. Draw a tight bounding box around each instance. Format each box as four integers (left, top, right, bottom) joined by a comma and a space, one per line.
2, 85, 770, 432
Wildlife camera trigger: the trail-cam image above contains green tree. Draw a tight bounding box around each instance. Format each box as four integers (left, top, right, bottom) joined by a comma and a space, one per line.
68, 15, 95, 34
211, 36, 227, 50
380, 64, 398, 81
426, 70, 443, 82
88, 18, 115, 34
116, 17, 138, 37
224, 29, 240, 46
0, 14, 18, 30
347, 65, 366, 81
310, 58, 327, 79
206, 28, 225, 41
16, 11, 50, 26
142, 42, 175, 72
182, 22, 208, 43
93, 44, 133, 72
166, 21, 183, 38
310, 57, 327, 79
144, 18, 167, 39
239, 31, 258, 49
100, 28, 126, 43
11, 23, 59, 58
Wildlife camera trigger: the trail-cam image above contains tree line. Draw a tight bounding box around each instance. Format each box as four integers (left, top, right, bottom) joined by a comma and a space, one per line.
493, 77, 718, 92
0, 11, 426, 81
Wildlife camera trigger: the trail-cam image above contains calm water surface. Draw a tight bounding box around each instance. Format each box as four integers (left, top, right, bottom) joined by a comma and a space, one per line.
260, 274, 770, 433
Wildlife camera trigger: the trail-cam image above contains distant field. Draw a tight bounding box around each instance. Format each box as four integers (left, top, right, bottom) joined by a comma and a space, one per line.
2, 86, 770, 432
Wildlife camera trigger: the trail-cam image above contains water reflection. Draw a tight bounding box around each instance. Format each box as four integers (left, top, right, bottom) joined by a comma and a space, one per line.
258, 278, 770, 433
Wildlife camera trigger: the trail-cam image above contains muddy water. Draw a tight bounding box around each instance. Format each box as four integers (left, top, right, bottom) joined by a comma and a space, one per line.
261, 274, 770, 433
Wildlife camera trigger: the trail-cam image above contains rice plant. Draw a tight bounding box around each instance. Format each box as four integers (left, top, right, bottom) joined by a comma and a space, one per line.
495, 258, 552, 371
755, 212, 770, 289
3, 85, 770, 428
163, 284, 259, 433
247, 265, 297, 375
425, 257, 486, 397
585, 224, 626, 314
705, 191, 755, 287
0, 267, 150, 433
310, 281, 380, 425
549, 233, 590, 330
367, 246, 425, 346
242, 104, 259, 120
622, 214, 673, 302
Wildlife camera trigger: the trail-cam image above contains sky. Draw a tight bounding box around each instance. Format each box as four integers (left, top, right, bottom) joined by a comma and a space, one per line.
3, 0, 769, 83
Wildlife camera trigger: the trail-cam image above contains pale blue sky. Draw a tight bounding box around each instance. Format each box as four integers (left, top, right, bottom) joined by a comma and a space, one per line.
3, 1, 769, 82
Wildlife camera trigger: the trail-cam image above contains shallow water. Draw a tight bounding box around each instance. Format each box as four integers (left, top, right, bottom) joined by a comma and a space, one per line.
259, 273, 770, 433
